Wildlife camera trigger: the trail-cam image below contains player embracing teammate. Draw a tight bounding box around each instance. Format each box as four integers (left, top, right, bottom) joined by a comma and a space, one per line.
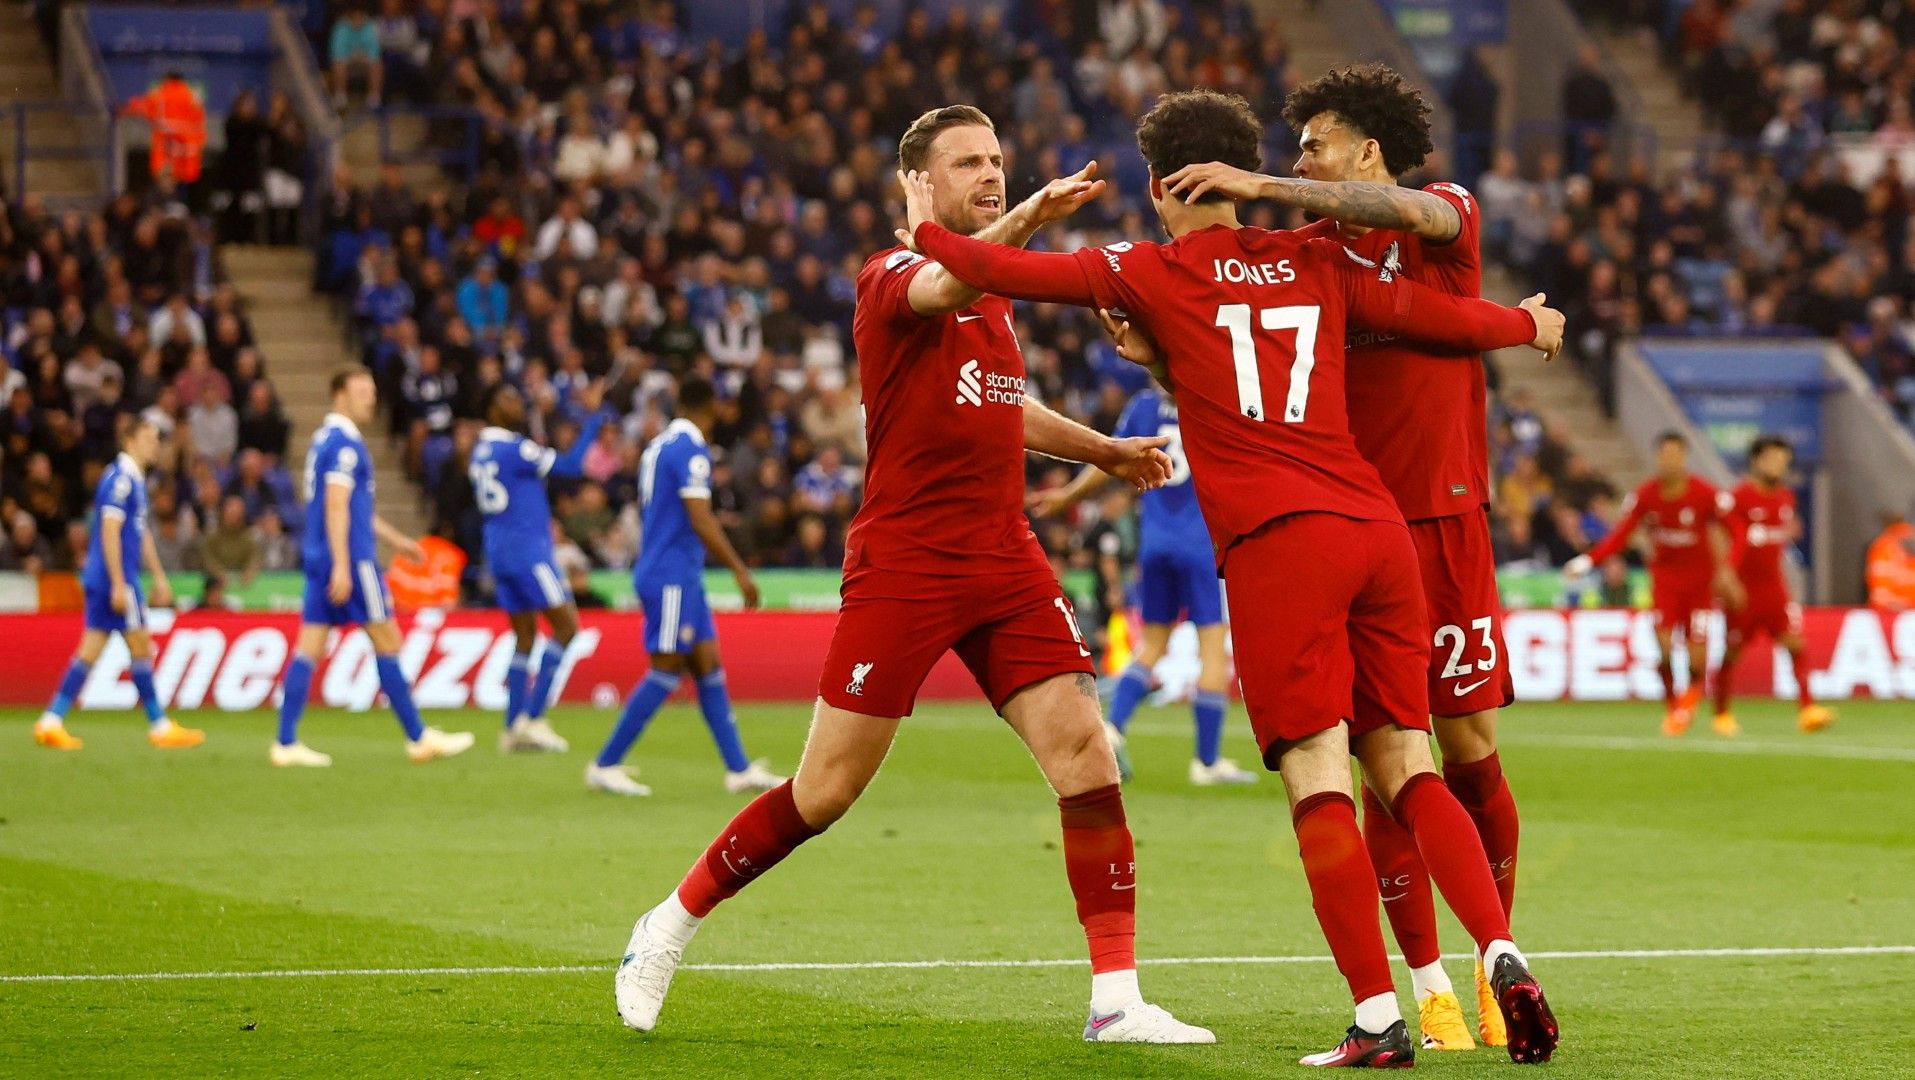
613, 105, 1213, 1045
907, 88, 1562, 1065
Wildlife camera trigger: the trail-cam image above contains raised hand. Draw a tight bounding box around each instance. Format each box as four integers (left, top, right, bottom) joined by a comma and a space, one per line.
1027, 160, 1107, 225
1161, 161, 1273, 204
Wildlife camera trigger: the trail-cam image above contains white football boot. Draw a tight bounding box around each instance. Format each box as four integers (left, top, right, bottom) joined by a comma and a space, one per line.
723, 759, 784, 794
501, 716, 569, 753
270, 742, 333, 768
615, 907, 684, 1031
587, 763, 652, 796
407, 727, 475, 763
1083, 1002, 1217, 1044
1188, 758, 1259, 786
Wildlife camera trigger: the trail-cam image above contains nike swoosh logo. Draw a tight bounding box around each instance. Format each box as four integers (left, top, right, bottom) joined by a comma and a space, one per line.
1089, 1012, 1124, 1030
1452, 677, 1491, 696
1379, 892, 1409, 902
1111, 882, 1136, 891
955, 314, 983, 322
720, 851, 741, 876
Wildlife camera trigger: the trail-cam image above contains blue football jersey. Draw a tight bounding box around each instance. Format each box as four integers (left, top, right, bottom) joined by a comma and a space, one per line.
300, 413, 378, 571
471, 426, 562, 572
1115, 388, 1210, 555
633, 418, 713, 583
82, 452, 148, 590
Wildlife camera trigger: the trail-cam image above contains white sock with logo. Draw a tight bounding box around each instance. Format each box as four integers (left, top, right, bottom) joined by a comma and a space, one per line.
1410, 960, 1453, 1001
1355, 992, 1403, 1034
649, 891, 702, 949
1090, 968, 1141, 1014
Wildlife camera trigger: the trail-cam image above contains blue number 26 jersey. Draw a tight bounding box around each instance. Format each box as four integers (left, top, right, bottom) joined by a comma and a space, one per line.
471, 426, 561, 572
1115, 388, 1210, 557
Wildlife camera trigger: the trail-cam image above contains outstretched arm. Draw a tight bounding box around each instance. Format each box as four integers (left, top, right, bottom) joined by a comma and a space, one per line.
1024, 400, 1172, 491
1029, 464, 1116, 518
899, 163, 1106, 317
1161, 162, 1462, 243
1335, 249, 1558, 357
913, 222, 1101, 306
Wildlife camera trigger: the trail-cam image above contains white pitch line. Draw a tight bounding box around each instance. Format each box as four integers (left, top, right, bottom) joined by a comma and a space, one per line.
5, 945, 1911, 984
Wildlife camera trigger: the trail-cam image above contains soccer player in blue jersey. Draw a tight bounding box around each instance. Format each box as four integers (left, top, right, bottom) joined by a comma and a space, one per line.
1030, 380, 1257, 786
587, 376, 782, 797
472, 380, 608, 753
35, 416, 205, 750
270, 367, 474, 767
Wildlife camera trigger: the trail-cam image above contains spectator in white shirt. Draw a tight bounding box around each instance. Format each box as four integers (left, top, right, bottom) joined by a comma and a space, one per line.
703, 295, 763, 371
533, 198, 598, 261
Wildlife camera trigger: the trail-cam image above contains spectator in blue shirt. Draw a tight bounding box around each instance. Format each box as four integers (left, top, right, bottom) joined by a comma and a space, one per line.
329, 4, 384, 109
456, 257, 510, 342
794, 445, 857, 520
355, 253, 413, 333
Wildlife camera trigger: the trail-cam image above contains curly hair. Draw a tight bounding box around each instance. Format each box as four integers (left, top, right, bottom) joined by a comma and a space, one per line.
1135, 90, 1264, 203
1281, 64, 1434, 178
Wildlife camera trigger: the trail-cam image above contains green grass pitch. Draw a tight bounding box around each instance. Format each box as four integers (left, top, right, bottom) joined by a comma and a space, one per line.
3, 697, 1913, 1077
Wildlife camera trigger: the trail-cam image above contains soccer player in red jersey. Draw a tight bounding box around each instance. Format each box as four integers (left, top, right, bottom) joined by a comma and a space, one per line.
1713, 435, 1836, 733
1159, 65, 1519, 1050
614, 105, 1215, 1045
1567, 431, 1743, 736
909, 90, 1563, 1066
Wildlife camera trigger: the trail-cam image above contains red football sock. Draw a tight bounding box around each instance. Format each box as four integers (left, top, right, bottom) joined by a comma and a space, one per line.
1657, 658, 1676, 705
1294, 792, 1395, 1003
1713, 651, 1737, 717
676, 781, 822, 917
1360, 784, 1442, 969
1059, 784, 1137, 974
1788, 648, 1814, 708
1392, 773, 1511, 953
1442, 753, 1520, 917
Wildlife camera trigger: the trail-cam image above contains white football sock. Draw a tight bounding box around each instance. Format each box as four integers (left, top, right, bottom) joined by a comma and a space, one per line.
1482, 938, 1524, 973
1090, 968, 1141, 1014
1410, 960, 1453, 1001
649, 891, 702, 949
1355, 991, 1403, 1033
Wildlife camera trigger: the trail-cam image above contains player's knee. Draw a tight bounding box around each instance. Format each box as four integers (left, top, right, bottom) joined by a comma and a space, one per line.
1433, 712, 1497, 764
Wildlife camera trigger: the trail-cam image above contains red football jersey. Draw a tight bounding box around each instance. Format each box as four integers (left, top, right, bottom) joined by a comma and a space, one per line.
1722, 480, 1797, 589
1585, 475, 1724, 582
903, 221, 1540, 568
845, 246, 1041, 575
1298, 183, 1488, 522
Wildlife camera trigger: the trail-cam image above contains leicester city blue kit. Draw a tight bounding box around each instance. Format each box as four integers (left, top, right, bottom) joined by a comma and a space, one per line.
634, 418, 716, 654
1115, 388, 1223, 628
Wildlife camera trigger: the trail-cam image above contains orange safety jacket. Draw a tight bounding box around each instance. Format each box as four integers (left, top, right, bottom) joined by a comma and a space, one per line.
121, 79, 206, 183
387, 535, 467, 613
1866, 522, 1915, 611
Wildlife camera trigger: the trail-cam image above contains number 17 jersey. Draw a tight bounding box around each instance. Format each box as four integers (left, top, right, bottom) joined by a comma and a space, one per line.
1071, 227, 1430, 563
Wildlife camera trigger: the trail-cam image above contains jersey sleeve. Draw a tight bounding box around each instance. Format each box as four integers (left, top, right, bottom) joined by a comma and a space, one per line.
323, 438, 359, 490
910, 223, 1104, 307
1419, 183, 1481, 267
522, 435, 559, 479
97, 471, 134, 521
855, 247, 937, 324
1067, 240, 1160, 317
677, 443, 713, 500
1585, 486, 1647, 564
1321, 238, 1534, 353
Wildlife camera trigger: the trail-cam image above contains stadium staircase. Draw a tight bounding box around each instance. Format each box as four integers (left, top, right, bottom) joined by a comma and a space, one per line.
225, 246, 431, 539
0, 2, 100, 204
1250, 0, 1355, 85
1587, 21, 1709, 174
1484, 266, 1645, 483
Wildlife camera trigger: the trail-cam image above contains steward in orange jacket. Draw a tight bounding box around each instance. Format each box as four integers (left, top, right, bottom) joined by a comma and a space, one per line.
121, 72, 206, 183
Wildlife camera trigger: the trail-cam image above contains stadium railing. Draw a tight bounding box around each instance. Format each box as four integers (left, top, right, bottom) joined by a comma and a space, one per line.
340, 105, 485, 184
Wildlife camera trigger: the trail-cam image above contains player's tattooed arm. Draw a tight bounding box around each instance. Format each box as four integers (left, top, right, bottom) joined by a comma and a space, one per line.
1160, 162, 1461, 243
1074, 673, 1099, 700
896, 165, 1105, 317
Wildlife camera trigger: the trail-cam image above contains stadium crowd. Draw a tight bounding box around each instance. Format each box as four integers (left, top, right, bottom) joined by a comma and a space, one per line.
0, 193, 299, 591
1558, 0, 1915, 421
306, 0, 1642, 593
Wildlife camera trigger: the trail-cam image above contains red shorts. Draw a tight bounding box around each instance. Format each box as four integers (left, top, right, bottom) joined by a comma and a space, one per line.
1410, 510, 1515, 718
1726, 583, 1799, 645
817, 560, 1096, 718
1652, 574, 1715, 641
1223, 513, 1431, 767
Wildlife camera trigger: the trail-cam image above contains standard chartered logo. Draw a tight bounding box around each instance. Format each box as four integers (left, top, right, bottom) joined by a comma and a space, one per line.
955, 359, 1024, 407
956, 359, 984, 406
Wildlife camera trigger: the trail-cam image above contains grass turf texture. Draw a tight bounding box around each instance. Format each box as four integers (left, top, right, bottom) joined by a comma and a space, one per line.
2, 698, 1912, 1078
